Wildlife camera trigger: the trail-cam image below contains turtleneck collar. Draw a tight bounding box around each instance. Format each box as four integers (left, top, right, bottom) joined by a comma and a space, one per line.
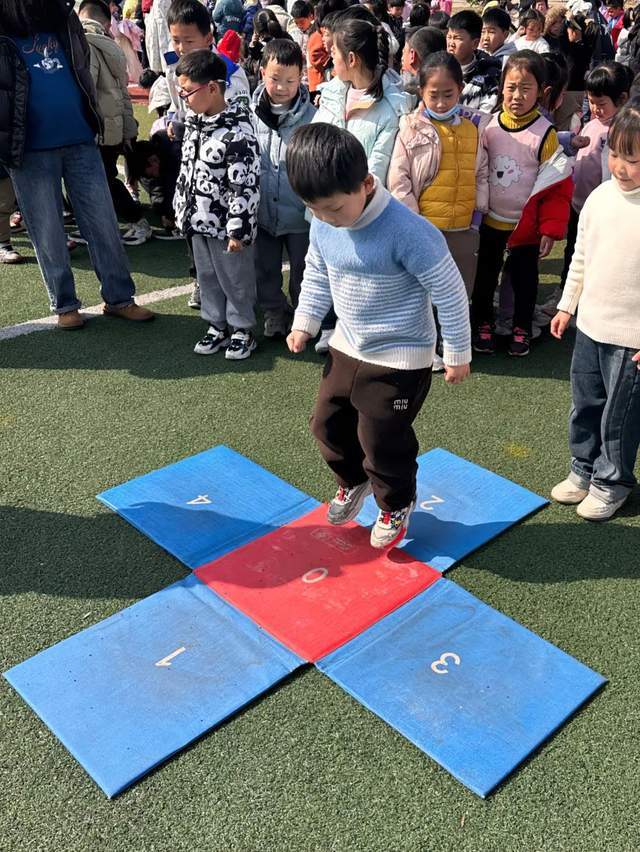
348, 176, 391, 231
499, 105, 541, 129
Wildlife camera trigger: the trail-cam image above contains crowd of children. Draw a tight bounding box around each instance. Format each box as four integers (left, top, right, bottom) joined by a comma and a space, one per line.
1, 0, 639, 530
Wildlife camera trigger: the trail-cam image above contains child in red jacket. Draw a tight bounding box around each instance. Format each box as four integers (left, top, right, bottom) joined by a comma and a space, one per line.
471, 51, 572, 357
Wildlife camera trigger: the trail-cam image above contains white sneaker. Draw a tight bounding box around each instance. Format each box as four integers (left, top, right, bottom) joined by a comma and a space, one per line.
225, 329, 257, 360
194, 326, 229, 355
0, 245, 24, 264
122, 218, 152, 246
551, 477, 589, 504
315, 328, 333, 354
68, 229, 88, 245
576, 492, 628, 521
431, 353, 445, 373
327, 481, 372, 525
370, 499, 416, 549
187, 281, 201, 309
264, 312, 289, 339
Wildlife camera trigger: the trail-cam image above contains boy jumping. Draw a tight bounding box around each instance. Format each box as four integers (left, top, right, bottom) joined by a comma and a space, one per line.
286, 123, 471, 548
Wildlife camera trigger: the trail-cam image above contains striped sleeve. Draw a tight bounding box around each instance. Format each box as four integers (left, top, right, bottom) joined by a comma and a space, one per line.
402, 228, 472, 366
291, 229, 333, 337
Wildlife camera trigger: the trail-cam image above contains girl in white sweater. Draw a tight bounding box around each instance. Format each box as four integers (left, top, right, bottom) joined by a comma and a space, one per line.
550, 104, 640, 521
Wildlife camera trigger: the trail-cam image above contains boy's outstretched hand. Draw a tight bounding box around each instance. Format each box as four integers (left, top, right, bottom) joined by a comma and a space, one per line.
287, 330, 312, 353
444, 363, 470, 385
550, 310, 572, 339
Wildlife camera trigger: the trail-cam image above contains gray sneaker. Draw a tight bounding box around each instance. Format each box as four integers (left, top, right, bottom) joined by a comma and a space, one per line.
370, 499, 416, 549
188, 282, 201, 309
327, 481, 372, 525
263, 311, 288, 339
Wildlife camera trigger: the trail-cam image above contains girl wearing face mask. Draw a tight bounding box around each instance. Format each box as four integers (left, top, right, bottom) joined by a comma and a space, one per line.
389, 52, 489, 304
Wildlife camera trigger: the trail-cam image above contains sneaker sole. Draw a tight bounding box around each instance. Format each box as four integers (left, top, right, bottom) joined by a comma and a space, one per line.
225, 341, 257, 361
508, 349, 530, 357
327, 482, 372, 526
187, 301, 201, 309
472, 346, 495, 354
153, 233, 183, 241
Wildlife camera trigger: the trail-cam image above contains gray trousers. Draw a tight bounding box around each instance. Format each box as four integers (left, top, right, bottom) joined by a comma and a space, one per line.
255, 227, 309, 314
192, 235, 256, 330
0, 177, 16, 245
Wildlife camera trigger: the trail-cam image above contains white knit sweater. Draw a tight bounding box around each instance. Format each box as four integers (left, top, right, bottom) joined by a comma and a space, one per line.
557, 178, 640, 350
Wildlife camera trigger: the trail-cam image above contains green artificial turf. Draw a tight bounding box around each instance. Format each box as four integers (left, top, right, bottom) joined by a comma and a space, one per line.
1, 108, 639, 852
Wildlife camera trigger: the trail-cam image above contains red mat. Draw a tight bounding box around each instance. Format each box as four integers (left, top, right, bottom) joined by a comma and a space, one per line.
194, 505, 441, 661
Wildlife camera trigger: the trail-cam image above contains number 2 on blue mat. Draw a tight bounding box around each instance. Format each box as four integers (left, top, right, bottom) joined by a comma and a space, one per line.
420, 495, 444, 511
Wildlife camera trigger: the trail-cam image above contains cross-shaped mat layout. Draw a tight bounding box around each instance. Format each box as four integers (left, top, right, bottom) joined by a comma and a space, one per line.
4, 447, 606, 799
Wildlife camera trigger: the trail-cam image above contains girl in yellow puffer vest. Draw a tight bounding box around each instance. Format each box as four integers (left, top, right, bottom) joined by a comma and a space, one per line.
389, 51, 489, 303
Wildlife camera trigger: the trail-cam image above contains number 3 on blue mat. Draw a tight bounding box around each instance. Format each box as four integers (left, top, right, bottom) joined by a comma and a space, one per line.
431, 652, 461, 675
420, 495, 444, 511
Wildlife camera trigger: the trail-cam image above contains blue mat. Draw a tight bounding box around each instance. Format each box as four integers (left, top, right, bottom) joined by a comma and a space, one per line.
356, 448, 548, 572
4, 575, 303, 798
97, 446, 319, 569
317, 580, 606, 798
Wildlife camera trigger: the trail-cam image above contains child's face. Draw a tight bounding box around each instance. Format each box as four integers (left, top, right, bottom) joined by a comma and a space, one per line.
304, 174, 375, 227
389, 4, 404, 18
421, 67, 462, 114
588, 93, 623, 123
177, 74, 225, 116
534, 0, 548, 13
321, 26, 333, 52
480, 23, 507, 54
331, 43, 351, 82
170, 22, 213, 57
503, 66, 539, 115
609, 145, 640, 190
523, 20, 543, 40
261, 59, 302, 105
293, 14, 313, 32
144, 154, 161, 178
546, 17, 565, 37
446, 28, 479, 65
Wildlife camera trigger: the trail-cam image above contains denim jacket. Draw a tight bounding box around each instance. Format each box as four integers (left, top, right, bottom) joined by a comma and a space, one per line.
251, 82, 316, 236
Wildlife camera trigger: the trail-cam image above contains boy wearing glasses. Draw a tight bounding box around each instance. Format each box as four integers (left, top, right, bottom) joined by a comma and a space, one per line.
174, 50, 261, 360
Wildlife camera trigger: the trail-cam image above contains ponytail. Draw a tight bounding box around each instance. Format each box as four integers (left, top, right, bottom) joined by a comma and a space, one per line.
333, 19, 389, 101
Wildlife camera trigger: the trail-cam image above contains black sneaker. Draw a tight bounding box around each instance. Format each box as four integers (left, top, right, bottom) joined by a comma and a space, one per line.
193, 326, 229, 355
472, 322, 495, 354
225, 329, 257, 360
508, 326, 530, 357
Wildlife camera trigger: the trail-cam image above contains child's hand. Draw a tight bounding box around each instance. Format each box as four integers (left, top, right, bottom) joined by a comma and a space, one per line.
444, 363, 470, 385
633, 351, 640, 370
571, 134, 590, 152
167, 121, 176, 141
226, 238, 244, 253
550, 310, 572, 339
539, 236, 554, 258
287, 330, 312, 353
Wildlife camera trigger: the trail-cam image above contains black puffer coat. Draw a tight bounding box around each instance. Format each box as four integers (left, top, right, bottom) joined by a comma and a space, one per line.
0, 1, 102, 168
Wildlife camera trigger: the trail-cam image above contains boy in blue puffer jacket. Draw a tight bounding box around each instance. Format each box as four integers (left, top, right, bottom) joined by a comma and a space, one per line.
251, 38, 316, 338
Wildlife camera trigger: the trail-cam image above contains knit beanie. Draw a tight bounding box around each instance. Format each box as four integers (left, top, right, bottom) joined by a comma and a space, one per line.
218, 30, 242, 64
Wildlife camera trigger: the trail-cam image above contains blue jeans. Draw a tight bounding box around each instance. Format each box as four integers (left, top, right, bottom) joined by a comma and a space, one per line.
569, 329, 640, 502
9, 143, 135, 314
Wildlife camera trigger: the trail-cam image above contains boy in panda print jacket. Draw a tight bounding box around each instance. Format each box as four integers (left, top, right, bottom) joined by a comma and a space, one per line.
174, 50, 261, 360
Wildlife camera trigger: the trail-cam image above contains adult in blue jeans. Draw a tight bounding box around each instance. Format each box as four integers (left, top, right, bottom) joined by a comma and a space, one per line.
0, 0, 154, 329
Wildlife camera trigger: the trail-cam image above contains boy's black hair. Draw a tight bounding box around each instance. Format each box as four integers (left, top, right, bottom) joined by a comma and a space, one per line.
389, 0, 406, 8
429, 10, 450, 30
608, 101, 640, 156
139, 67, 161, 89
419, 49, 463, 88
482, 7, 511, 32
291, 0, 313, 17
315, 0, 347, 26
447, 10, 482, 40
0, 0, 68, 36
78, 0, 111, 23
126, 139, 161, 181
167, 0, 212, 35
519, 8, 545, 29
409, 25, 446, 61
408, 2, 430, 27
337, 4, 378, 25
261, 38, 304, 69
286, 123, 369, 201
175, 49, 227, 92
586, 61, 634, 103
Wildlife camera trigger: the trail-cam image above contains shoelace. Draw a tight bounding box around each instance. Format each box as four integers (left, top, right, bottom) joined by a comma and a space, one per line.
512, 327, 528, 343
380, 508, 407, 529
478, 323, 492, 341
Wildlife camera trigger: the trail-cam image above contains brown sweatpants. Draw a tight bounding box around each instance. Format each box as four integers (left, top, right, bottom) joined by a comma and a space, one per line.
311, 347, 432, 512
0, 177, 16, 246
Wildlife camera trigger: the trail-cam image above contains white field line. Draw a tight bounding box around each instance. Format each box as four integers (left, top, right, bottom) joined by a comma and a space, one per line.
0, 284, 192, 342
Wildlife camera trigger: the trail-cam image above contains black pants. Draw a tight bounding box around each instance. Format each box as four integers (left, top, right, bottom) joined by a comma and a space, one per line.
471, 223, 539, 335
560, 206, 579, 290
311, 347, 432, 511
100, 146, 141, 224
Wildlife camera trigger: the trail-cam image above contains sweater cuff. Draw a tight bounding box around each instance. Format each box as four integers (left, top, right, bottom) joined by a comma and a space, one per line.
292, 312, 321, 338
556, 296, 577, 316
442, 346, 472, 367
